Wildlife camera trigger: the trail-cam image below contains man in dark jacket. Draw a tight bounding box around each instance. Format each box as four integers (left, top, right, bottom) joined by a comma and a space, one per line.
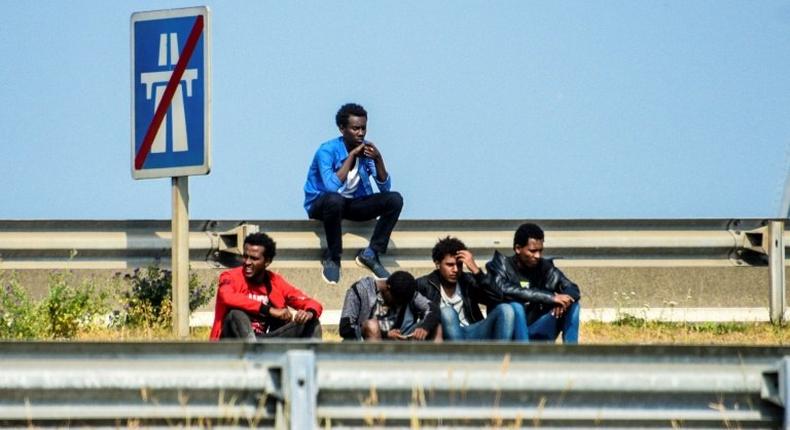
417, 237, 520, 341
339, 271, 441, 341
486, 223, 581, 343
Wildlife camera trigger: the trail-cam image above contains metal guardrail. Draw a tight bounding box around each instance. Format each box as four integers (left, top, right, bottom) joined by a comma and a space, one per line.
1, 342, 790, 429
0, 218, 788, 269
2, 218, 788, 322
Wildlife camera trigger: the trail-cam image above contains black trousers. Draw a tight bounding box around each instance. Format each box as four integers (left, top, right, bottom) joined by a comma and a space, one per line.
308, 191, 403, 262
220, 309, 323, 340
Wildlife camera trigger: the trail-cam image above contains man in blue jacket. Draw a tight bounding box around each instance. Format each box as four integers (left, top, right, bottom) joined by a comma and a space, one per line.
303, 103, 403, 284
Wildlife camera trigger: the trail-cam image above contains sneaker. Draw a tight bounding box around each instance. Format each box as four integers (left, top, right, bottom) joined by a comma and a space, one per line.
321, 259, 340, 284
355, 248, 390, 278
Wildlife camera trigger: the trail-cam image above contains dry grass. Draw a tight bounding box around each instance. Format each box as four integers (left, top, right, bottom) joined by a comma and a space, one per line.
65, 321, 790, 345
582, 320, 790, 345
71, 326, 212, 341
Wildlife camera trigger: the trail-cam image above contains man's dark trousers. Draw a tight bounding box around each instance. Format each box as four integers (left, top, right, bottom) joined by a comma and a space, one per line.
220, 309, 322, 340
308, 191, 403, 262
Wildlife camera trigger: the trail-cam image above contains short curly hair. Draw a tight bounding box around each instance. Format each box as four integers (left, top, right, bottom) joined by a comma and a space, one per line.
244, 232, 277, 261
513, 223, 544, 249
431, 236, 467, 263
335, 103, 367, 128
387, 271, 416, 305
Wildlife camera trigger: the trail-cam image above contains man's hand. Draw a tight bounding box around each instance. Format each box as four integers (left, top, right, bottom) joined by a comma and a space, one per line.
362, 141, 383, 161
268, 307, 293, 322
411, 327, 429, 340
362, 141, 389, 182
349, 142, 366, 158
292, 309, 314, 324
387, 328, 408, 340
456, 250, 480, 274
335, 143, 367, 183
552, 294, 574, 318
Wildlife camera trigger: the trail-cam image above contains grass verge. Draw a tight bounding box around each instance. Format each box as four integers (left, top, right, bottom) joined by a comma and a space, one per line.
63, 321, 790, 345
583, 318, 790, 345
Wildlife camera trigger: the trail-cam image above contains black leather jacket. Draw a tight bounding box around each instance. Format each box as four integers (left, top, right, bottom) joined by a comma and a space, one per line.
416, 269, 502, 324
485, 251, 580, 323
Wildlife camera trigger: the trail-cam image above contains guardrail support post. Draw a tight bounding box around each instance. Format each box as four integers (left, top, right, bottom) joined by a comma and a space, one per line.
208, 223, 260, 264
282, 350, 317, 430
769, 220, 787, 325
776, 357, 790, 429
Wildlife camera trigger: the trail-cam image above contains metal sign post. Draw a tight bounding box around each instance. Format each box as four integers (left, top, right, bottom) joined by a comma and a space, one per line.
172, 177, 190, 337
131, 7, 210, 338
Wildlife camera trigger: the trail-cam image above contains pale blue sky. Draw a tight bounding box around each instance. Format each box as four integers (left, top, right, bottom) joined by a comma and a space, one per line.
1, 1, 788, 220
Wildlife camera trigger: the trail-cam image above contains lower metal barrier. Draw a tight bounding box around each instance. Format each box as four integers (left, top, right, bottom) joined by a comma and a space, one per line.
1, 342, 790, 429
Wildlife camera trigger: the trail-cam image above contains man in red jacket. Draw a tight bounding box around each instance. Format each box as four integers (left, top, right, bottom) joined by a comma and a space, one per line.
210, 232, 323, 341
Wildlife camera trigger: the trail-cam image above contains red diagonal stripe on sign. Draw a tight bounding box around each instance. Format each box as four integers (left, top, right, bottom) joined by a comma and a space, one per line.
135, 15, 204, 170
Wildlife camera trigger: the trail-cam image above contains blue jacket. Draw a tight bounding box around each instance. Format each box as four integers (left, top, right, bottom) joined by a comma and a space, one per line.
303, 136, 392, 213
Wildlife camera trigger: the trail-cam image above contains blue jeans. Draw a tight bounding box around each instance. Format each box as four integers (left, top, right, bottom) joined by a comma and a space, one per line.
503, 302, 529, 341
510, 301, 580, 343
440, 304, 515, 341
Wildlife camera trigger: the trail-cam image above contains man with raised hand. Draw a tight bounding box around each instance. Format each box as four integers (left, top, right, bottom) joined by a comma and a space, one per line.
303, 103, 403, 284
339, 271, 441, 342
417, 236, 521, 341
209, 232, 323, 341
486, 223, 581, 343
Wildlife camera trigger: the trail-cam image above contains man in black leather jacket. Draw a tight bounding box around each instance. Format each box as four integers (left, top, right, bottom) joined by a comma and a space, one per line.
486, 223, 581, 343
416, 237, 518, 341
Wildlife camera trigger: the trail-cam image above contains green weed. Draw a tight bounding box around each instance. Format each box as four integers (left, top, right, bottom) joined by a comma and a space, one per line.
0, 273, 43, 339
0, 271, 109, 339
111, 266, 213, 329
41, 271, 109, 338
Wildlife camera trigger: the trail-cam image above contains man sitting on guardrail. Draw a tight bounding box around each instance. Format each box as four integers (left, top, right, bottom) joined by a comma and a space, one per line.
303, 103, 403, 284
486, 223, 581, 343
209, 232, 323, 341
416, 236, 520, 341
339, 271, 441, 341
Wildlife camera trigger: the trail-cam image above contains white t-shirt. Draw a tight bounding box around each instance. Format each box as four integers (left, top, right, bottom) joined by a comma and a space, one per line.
339, 162, 361, 198
440, 284, 469, 327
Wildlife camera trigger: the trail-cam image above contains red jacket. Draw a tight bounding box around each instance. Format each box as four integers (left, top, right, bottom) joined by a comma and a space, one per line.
209, 267, 323, 340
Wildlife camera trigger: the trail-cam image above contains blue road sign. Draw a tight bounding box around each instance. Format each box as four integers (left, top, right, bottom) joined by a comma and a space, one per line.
131, 7, 211, 179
